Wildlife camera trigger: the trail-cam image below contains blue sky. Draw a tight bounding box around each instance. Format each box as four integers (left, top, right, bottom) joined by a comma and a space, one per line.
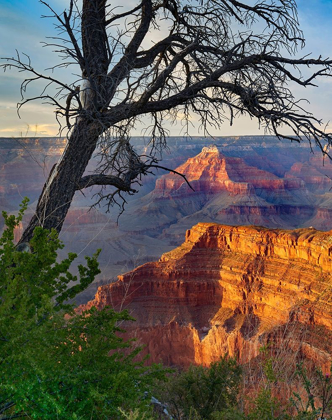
0, 0, 332, 137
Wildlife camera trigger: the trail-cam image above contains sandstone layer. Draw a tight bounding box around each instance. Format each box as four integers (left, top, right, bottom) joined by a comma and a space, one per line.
82, 223, 332, 369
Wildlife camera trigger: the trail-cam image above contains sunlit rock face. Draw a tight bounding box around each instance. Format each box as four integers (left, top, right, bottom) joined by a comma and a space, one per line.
119, 144, 327, 240
285, 155, 332, 191
154, 145, 304, 196
81, 223, 332, 369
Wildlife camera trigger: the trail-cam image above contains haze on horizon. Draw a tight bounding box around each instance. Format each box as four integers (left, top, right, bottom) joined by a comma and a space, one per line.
0, 0, 332, 138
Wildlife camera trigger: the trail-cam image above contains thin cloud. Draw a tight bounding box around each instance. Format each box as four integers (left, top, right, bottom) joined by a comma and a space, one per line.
1, 0, 332, 137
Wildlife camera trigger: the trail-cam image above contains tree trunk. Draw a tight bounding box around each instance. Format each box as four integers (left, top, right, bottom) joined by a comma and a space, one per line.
19, 0, 110, 244
20, 120, 102, 243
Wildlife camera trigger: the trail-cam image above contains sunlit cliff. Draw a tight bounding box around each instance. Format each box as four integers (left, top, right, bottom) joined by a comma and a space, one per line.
81, 223, 332, 370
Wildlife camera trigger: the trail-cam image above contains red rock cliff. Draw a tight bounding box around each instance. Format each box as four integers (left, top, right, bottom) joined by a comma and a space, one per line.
154, 145, 304, 197
82, 223, 332, 369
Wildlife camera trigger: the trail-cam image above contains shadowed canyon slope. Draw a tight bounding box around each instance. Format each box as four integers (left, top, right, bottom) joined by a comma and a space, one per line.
0, 137, 171, 293
82, 223, 332, 369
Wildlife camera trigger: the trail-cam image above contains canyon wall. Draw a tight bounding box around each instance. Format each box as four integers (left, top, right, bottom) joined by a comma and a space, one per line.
154, 145, 304, 197
82, 223, 332, 370
119, 144, 332, 245
3, 136, 332, 302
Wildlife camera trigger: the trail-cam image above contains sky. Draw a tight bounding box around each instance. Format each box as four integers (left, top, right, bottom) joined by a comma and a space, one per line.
0, 0, 332, 138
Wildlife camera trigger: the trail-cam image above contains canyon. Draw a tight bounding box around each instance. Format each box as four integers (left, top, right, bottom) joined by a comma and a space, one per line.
122, 145, 311, 233
3, 135, 332, 376
81, 222, 332, 371
118, 143, 332, 249
2, 136, 332, 301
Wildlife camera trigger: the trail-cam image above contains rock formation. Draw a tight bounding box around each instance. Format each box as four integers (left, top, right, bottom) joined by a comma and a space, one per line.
81, 223, 332, 370
0, 138, 66, 208
285, 155, 332, 192
154, 145, 304, 197
119, 144, 322, 239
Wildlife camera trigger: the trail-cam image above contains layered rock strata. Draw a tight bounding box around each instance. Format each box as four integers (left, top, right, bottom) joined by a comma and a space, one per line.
154, 145, 304, 197
121, 145, 324, 239
82, 223, 332, 369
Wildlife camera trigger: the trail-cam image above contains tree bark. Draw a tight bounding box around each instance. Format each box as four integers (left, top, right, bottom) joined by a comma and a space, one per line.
20, 0, 109, 244
20, 120, 102, 243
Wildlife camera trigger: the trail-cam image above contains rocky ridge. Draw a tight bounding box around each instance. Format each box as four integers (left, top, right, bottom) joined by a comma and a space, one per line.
154, 145, 304, 197
81, 223, 332, 369
119, 144, 326, 241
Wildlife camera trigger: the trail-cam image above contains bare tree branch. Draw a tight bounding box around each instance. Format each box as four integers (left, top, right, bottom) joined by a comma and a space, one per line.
1, 0, 332, 243
76, 164, 194, 193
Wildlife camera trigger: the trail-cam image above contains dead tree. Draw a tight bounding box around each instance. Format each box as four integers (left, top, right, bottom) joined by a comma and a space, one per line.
2, 0, 332, 243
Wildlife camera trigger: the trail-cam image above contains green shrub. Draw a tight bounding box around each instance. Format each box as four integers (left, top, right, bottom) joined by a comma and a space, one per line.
119, 408, 155, 419
0, 199, 163, 419
290, 362, 332, 420
211, 407, 246, 420
246, 388, 286, 420
156, 356, 242, 419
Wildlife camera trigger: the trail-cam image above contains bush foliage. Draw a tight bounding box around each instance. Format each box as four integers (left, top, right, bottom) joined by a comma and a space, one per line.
0, 199, 163, 419
155, 356, 242, 419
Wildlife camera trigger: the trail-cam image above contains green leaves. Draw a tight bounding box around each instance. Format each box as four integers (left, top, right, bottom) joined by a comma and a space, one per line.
0, 200, 162, 419
156, 356, 242, 419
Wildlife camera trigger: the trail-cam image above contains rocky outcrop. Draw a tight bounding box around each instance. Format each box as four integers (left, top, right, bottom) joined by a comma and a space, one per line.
120, 145, 322, 240
82, 223, 332, 370
154, 145, 305, 197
